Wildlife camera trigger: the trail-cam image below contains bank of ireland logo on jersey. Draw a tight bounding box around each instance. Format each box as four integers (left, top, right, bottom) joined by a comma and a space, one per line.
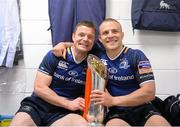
68, 70, 78, 77
108, 67, 118, 74
119, 58, 130, 69
58, 60, 69, 70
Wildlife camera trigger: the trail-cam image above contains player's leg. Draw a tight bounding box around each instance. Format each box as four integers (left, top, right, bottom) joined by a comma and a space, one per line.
10, 112, 36, 126
145, 114, 171, 126
50, 113, 89, 126
106, 118, 130, 126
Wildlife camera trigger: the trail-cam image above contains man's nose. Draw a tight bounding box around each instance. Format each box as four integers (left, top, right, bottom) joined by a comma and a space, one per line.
107, 32, 113, 37
83, 35, 88, 41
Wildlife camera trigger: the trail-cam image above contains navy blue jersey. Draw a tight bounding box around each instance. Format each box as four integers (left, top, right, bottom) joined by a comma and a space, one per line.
96, 46, 154, 97
37, 48, 87, 99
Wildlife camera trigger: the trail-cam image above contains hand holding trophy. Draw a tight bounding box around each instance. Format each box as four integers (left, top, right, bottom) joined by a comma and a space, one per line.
83, 54, 107, 126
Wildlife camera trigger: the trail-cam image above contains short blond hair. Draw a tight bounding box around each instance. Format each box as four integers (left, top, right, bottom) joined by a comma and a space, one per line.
99, 18, 122, 32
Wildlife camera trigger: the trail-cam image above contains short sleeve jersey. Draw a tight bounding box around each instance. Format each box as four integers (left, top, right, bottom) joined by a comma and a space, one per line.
96, 46, 154, 97
37, 48, 87, 99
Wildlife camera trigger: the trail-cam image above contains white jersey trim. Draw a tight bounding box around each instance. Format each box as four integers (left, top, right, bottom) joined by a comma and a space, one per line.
107, 46, 126, 60
71, 47, 87, 64
139, 80, 155, 87
38, 69, 51, 76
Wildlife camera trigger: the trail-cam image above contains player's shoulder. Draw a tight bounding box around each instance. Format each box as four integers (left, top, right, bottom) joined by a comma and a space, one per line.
126, 48, 146, 58
127, 48, 143, 54
45, 50, 56, 58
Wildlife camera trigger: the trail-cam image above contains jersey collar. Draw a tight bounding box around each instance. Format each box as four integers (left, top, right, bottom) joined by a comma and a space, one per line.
107, 46, 128, 60
71, 47, 87, 64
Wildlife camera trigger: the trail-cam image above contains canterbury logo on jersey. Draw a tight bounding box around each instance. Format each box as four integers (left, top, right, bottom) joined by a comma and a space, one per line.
101, 59, 108, 65
58, 60, 69, 70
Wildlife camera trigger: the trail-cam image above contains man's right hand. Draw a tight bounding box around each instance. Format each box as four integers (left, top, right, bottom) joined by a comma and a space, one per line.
52, 42, 72, 59
90, 89, 114, 107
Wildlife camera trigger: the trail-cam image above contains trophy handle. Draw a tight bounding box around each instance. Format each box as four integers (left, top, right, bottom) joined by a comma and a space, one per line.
83, 67, 92, 120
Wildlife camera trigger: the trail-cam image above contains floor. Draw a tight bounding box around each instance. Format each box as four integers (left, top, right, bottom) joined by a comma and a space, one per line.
0, 60, 31, 115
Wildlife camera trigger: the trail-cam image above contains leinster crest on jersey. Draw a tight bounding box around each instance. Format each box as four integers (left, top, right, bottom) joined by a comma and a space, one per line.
119, 58, 130, 69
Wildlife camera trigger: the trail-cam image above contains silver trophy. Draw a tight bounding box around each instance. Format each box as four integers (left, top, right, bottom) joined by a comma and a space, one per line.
85, 54, 107, 126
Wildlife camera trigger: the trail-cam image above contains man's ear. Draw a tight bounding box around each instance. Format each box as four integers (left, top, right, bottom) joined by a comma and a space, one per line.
72, 33, 75, 42
121, 32, 124, 40
98, 35, 103, 43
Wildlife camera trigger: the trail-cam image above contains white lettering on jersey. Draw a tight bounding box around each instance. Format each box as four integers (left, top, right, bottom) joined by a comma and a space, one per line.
109, 74, 134, 81
54, 72, 84, 85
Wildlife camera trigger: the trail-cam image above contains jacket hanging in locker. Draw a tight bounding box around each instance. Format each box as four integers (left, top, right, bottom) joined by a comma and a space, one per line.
0, 0, 20, 67
131, 0, 180, 31
48, 0, 106, 48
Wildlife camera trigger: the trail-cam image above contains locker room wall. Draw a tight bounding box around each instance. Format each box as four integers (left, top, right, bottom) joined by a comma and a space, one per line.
0, 0, 180, 115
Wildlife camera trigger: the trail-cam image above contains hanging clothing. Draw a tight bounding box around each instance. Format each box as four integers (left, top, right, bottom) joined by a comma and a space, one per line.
48, 0, 106, 48
0, 0, 20, 67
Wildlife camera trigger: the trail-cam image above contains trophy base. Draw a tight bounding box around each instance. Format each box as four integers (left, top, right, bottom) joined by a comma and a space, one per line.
90, 122, 104, 127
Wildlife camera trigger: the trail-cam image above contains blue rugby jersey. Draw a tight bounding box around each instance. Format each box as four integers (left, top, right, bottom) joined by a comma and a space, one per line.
37, 48, 87, 99
96, 46, 154, 99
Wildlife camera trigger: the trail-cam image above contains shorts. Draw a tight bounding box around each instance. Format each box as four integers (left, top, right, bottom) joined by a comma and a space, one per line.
16, 96, 81, 126
104, 103, 161, 126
